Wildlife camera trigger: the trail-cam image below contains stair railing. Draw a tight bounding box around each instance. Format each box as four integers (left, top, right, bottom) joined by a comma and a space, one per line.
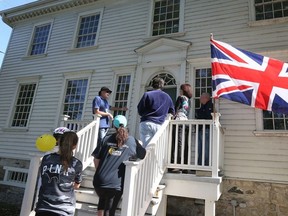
121, 119, 170, 216
20, 115, 100, 216
166, 113, 224, 177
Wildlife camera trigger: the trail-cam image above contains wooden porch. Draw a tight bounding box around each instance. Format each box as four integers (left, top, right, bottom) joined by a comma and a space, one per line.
20, 114, 224, 216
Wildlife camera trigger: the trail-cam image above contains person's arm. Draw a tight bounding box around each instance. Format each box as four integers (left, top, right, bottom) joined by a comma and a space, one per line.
94, 108, 114, 119
137, 93, 147, 116
74, 182, 81, 189
94, 158, 100, 170
93, 96, 114, 119
168, 98, 175, 115
174, 96, 182, 114
135, 138, 146, 159
74, 160, 83, 189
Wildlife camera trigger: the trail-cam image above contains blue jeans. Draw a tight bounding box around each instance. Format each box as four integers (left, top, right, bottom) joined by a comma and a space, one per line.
94, 128, 109, 154
198, 128, 210, 166
139, 121, 161, 148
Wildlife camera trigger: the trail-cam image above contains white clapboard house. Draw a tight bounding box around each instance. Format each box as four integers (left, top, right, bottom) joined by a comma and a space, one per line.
0, 0, 288, 215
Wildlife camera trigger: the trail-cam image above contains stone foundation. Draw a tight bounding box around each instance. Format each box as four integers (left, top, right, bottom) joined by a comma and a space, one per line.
166, 179, 288, 216
217, 179, 288, 216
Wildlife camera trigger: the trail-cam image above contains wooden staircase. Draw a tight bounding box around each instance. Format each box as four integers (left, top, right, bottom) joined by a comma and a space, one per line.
21, 114, 224, 216
75, 165, 166, 216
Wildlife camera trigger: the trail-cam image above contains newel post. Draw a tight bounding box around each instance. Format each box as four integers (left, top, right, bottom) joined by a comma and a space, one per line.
59, 114, 70, 127
211, 113, 221, 177
20, 153, 43, 216
92, 114, 101, 150
121, 161, 138, 216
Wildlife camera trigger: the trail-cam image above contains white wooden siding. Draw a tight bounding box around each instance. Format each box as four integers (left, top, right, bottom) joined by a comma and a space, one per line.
0, 0, 288, 182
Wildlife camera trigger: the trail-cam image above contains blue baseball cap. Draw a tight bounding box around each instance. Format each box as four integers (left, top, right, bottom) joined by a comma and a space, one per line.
113, 115, 127, 128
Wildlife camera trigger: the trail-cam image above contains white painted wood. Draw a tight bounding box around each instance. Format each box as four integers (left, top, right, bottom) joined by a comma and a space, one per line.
205, 200, 215, 216
0, 0, 288, 192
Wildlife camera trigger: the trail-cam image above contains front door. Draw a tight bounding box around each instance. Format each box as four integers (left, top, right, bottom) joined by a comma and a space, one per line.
146, 73, 177, 103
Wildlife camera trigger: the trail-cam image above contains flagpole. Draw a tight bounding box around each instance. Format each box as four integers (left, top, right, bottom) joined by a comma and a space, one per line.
210, 33, 217, 120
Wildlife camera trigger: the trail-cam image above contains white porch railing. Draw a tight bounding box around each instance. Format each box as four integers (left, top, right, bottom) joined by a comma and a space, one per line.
121, 113, 224, 216
20, 116, 100, 216
121, 119, 170, 216
167, 113, 224, 177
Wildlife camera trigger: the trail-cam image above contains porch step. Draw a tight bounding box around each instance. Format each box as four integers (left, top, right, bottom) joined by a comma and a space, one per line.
75, 185, 166, 215
81, 164, 95, 188
75, 202, 121, 216
75, 187, 98, 205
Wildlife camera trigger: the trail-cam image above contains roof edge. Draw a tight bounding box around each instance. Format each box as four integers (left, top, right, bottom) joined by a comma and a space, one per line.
1, 0, 98, 27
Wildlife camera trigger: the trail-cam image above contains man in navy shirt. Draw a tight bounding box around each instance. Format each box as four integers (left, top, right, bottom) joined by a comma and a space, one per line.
92, 86, 128, 147
137, 78, 175, 148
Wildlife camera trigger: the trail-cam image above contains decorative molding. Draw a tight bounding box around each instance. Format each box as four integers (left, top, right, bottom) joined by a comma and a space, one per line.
16, 75, 42, 82
248, 17, 288, 27
1, 0, 99, 26
62, 69, 94, 78
135, 37, 191, 54
22, 53, 48, 60
253, 131, 288, 137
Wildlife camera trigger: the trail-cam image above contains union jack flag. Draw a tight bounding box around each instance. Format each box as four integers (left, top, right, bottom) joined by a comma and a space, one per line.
211, 39, 288, 114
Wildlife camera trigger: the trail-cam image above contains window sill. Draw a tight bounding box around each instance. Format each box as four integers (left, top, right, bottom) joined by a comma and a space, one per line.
67, 45, 99, 53
143, 32, 186, 42
253, 131, 288, 137
2, 127, 29, 132
22, 54, 47, 60
248, 17, 288, 27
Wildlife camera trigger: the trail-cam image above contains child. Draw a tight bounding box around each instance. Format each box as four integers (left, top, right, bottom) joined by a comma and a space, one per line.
35, 131, 83, 216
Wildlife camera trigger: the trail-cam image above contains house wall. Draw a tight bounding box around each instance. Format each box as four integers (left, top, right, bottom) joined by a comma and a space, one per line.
183, 0, 288, 184
0, 0, 288, 189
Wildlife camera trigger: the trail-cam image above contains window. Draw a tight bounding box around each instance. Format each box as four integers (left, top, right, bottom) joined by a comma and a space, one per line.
194, 68, 213, 109
148, 73, 176, 87
254, 0, 288, 21
75, 13, 101, 48
152, 0, 182, 36
30, 23, 51, 55
113, 75, 131, 117
12, 83, 37, 127
63, 79, 88, 120
263, 111, 288, 130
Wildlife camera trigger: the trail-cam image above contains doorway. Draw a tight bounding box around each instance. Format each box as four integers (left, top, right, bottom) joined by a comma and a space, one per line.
146, 73, 177, 103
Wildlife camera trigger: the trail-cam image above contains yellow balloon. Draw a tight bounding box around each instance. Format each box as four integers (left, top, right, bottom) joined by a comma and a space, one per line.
35, 134, 56, 152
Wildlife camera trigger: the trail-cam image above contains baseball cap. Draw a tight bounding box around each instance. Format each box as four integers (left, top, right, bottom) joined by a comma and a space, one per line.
100, 87, 112, 93
113, 115, 127, 128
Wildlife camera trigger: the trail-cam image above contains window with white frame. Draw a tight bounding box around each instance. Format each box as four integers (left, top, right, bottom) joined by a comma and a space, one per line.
75, 12, 101, 48
263, 111, 288, 130
194, 68, 213, 109
113, 75, 131, 117
29, 23, 51, 55
254, 0, 288, 21
12, 83, 37, 127
152, 0, 183, 36
63, 79, 88, 120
